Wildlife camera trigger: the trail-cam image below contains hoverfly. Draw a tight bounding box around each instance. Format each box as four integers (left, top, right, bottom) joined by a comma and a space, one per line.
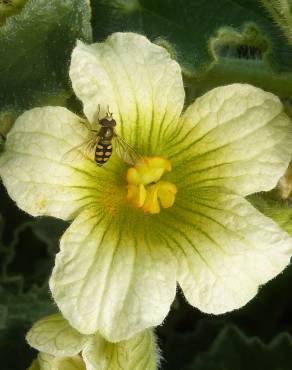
63, 107, 143, 167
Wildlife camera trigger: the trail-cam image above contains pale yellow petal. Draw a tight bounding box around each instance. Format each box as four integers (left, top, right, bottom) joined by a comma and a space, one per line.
165, 84, 292, 196
70, 33, 184, 154
50, 207, 177, 342
0, 107, 104, 220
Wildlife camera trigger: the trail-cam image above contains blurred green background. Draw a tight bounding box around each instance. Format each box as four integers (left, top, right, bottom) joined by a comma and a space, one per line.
2, 0, 292, 369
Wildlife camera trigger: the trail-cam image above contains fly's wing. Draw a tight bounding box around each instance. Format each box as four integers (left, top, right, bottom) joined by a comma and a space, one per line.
113, 134, 144, 165
61, 135, 98, 164
61, 118, 99, 164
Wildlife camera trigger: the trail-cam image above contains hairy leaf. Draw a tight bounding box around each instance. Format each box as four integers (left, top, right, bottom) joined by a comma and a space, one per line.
0, 0, 92, 112
189, 326, 292, 370
91, 0, 292, 97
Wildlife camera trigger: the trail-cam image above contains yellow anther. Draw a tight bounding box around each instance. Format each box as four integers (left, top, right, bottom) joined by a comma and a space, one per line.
126, 157, 177, 214
127, 183, 147, 208
127, 157, 171, 185
157, 181, 177, 209
142, 185, 160, 214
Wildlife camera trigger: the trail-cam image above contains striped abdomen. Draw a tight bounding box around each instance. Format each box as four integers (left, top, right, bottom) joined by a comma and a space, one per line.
95, 141, 112, 166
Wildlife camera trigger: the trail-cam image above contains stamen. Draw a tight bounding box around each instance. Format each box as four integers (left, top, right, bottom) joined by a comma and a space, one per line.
126, 157, 177, 214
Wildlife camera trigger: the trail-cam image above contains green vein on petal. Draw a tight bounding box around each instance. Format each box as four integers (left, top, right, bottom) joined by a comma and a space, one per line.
37, 352, 85, 370
69, 32, 184, 155
165, 84, 292, 196
83, 329, 157, 370
26, 314, 87, 357
49, 207, 177, 342
0, 106, 121, 220
27, 314, 158, 370
158, 186, 292, 314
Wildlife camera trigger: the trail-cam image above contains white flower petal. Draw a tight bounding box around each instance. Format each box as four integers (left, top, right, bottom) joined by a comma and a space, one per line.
37, 353, 85, 370
166, 84, 292, 196
159, 187, 292, 314
50, 208, 177, 342
70, 32, 184, 154
37, 353, 55, 370
0, 107, 106, 220
26, 314, 88, 357
83, 330, 157, 370
55, 357, 85, 370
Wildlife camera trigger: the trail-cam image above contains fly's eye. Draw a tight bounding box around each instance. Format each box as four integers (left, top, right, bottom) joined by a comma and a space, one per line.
99, 118, 116, 127
99, 118, 109, 126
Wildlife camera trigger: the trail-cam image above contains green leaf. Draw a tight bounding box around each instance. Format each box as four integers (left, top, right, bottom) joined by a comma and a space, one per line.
0, 0, 92, 112
0, 211, 3, 246
30, 217, 67, 257
283, 99, 292, 123
0, 286, 56, 370
248, 193, 292, 236
188, 326, 292, 370
0, 286, 56, 331
91, 0, 292, 97
0, 217, 63, 290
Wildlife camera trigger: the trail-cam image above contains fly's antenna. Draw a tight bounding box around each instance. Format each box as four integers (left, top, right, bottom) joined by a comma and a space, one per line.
97, 104, 101, 120
106, 105, 113, 118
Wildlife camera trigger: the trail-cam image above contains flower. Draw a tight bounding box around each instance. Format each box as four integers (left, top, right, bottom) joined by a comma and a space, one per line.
1, 32, 292, 342
26, 314, 156, 370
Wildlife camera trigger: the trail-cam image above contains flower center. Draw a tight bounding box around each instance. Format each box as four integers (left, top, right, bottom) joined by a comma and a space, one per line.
126, 157, 177, 214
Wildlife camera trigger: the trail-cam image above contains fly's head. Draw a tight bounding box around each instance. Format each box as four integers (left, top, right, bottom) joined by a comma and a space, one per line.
99, 108, 117, 128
